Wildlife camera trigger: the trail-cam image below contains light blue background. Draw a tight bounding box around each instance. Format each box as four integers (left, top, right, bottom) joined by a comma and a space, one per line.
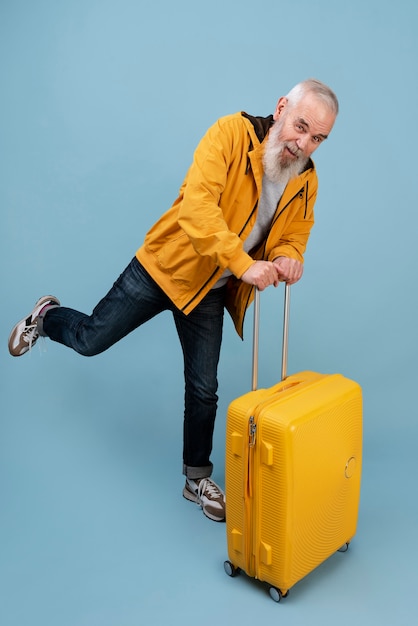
1, 1, 417, 624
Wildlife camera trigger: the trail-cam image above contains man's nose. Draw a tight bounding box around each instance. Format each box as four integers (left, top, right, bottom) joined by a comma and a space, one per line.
296, 134, 312, 154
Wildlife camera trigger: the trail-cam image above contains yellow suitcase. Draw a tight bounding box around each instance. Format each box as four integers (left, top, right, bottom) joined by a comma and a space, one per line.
224, 285, 362, 601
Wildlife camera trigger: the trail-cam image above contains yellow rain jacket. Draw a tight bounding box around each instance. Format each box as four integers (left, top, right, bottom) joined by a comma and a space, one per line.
136, 112, 318, 338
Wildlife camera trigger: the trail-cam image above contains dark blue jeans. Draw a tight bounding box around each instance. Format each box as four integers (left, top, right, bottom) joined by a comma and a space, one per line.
41, 257, 225, 479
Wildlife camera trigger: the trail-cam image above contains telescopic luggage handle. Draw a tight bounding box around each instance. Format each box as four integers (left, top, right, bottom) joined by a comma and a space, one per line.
252, 283, 290, 391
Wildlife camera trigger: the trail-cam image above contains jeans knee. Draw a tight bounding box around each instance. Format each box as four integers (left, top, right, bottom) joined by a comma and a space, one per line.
73, 338, 108, 357
76, 346, 100, 357
186, 379, 218, 407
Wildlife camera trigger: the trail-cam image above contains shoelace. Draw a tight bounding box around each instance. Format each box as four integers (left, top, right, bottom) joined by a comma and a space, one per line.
23, 323, 39, 350
197, 478, 223, 502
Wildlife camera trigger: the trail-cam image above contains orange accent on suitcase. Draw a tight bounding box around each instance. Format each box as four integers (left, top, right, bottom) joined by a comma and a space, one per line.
225, 370, 362, 597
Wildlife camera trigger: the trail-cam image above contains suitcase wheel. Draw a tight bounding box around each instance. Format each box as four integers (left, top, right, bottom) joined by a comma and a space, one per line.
223, 560, 240, 578
337, 542, 350, 553
268, 586, 284, 603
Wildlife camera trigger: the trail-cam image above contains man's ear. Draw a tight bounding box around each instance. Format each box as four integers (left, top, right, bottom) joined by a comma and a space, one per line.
273, 96, 288, 121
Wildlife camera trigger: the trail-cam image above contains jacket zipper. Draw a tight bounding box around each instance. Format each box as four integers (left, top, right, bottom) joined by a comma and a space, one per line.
270, 185, 305, 230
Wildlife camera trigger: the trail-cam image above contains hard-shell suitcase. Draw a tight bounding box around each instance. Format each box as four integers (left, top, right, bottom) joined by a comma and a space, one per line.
224, 285, 362, 601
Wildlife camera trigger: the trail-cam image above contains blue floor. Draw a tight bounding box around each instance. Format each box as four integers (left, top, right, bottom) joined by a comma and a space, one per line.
2, 325, 417, 626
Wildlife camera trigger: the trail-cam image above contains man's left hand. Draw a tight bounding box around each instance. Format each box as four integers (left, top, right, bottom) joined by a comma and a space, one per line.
272, 256, 304, 285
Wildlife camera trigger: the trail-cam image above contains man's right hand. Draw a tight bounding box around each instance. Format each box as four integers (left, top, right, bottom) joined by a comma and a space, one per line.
241, 261, 279, 291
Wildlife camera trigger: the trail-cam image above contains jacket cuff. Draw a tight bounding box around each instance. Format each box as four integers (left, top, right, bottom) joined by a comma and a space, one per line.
269, 246, 304, 264
228, 250, 255, 279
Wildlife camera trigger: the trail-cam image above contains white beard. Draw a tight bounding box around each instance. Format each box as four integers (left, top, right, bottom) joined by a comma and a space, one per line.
263, 119, 309, 185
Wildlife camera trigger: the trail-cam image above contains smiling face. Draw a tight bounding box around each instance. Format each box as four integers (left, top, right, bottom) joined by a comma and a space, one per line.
273, 92, 336, 163
263, 91, 336, 184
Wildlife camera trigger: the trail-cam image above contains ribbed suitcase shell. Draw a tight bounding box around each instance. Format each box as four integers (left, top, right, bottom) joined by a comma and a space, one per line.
224, 289, 362, 599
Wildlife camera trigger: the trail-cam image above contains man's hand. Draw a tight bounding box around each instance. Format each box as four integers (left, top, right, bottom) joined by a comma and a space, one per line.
272, 256, 304, 285
241, 261, 279, 291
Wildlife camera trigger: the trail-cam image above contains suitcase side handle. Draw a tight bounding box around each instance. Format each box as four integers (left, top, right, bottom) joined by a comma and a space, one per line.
252, 283, 290, 391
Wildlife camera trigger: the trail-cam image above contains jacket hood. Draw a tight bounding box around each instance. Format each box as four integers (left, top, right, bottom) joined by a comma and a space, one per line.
241, 112, 274, 143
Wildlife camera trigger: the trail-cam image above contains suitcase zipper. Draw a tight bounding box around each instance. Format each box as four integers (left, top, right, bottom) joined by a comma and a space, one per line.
245, 387, 302, 579
246, 415, 257, 576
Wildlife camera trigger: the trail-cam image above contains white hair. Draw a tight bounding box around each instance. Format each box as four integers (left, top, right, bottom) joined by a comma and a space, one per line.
286, 79, 339, 116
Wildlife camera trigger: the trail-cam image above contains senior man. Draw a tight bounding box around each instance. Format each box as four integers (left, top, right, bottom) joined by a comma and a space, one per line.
9, 78, 338, 522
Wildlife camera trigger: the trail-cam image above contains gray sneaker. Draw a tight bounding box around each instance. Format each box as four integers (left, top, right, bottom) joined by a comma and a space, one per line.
8, 295, 60, 356
183, 477, 226, 522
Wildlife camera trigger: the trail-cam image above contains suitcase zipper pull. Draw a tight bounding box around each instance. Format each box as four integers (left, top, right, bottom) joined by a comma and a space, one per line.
249, 416, 257, 447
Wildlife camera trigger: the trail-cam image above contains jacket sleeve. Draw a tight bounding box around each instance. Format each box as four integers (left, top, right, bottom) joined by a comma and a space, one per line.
177, 117, 255, 279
